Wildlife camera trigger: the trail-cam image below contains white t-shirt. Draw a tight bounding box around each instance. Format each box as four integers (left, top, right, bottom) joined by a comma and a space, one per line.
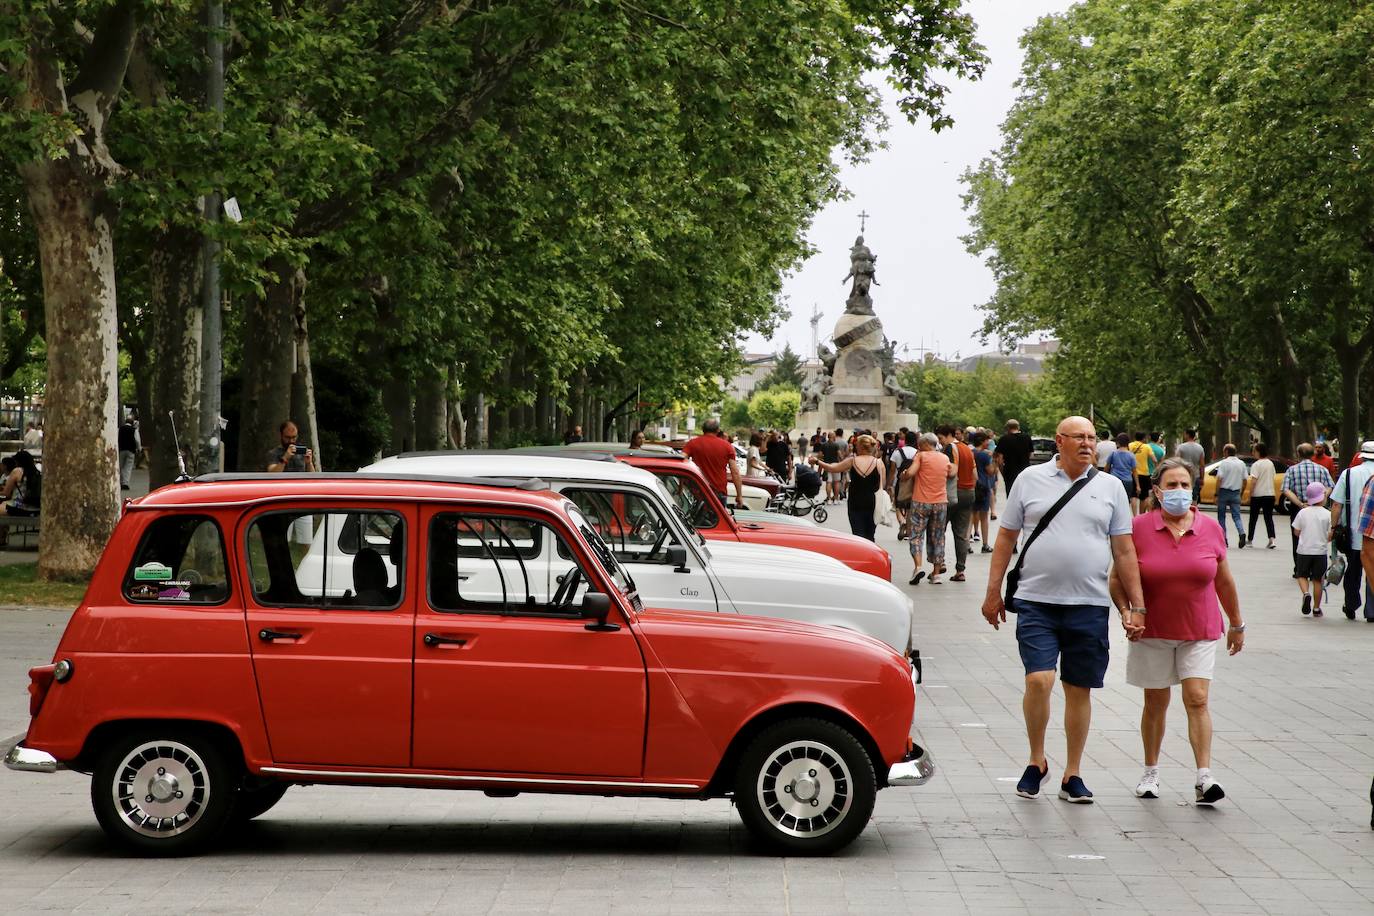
891, 444, 916, 473
1292, 505, 1332, 556
746, 445, 763, 476
1248, 458, 1276, 499
1095, 439, 1116, 468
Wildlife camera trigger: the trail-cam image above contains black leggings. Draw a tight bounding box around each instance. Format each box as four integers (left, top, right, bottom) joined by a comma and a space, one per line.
1248, 495, 1275, 540
847, 501, 877, 541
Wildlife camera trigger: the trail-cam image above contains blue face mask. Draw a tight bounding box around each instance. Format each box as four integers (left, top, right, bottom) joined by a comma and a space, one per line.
1160, 489, 1193, 515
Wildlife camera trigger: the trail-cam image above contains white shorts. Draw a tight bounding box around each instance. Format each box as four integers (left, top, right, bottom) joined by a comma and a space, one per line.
827, 472, 842, 483
1126, 638, 1219, 688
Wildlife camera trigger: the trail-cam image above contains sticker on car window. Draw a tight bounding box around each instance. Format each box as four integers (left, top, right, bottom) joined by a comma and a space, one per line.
157, 580, 191, 601
133, 562, 173, 581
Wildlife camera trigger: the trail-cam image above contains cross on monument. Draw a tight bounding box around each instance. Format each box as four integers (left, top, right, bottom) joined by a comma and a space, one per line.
858, 210, 870, 233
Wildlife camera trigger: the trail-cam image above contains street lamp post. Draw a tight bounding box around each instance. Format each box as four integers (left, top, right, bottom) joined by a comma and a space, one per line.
199, 0, 225, 472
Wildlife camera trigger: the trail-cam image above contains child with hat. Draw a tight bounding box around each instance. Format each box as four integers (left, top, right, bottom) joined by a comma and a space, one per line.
1292, 481, 1333, 616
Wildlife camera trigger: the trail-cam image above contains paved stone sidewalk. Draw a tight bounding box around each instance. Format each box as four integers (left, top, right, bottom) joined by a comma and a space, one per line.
1, 502, 1371, 914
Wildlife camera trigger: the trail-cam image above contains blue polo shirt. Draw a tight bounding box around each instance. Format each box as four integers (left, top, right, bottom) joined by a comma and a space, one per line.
1001, 460, 1133, 606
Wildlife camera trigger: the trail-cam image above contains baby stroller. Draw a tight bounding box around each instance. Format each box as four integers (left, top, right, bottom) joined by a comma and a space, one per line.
768, 464, 828, 522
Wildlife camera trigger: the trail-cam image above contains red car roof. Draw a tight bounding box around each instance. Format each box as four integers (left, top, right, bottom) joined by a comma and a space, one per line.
128, 473, 570, 512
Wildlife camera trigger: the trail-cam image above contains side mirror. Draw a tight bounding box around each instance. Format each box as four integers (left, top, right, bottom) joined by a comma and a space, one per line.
580, 592, 618, 631
666, 543, 690, 573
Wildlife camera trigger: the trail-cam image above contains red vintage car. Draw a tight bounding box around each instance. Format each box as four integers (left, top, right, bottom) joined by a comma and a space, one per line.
561, 449, 892, 580
5, 473, 932, 856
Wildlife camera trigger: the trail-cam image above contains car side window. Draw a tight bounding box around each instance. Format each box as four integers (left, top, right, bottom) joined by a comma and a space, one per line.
246, 510, 404, 610
123, 514, 230, 604
427, 512, 590, 616
561, 488, 682, 564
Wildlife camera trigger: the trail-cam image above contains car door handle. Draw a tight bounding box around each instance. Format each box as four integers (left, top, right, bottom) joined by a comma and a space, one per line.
258, 628, 302, 641
423, 633, 467, 648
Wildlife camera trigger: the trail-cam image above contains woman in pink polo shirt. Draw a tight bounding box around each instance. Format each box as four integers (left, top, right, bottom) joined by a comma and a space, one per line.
1110, 458, 1245, 806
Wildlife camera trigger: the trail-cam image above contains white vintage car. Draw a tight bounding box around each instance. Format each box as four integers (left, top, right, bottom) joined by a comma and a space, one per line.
345, 452, 914, 655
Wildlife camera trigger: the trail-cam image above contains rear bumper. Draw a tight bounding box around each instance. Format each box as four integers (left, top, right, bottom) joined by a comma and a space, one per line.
887, 743, 935, 787
3, 734, 62, 773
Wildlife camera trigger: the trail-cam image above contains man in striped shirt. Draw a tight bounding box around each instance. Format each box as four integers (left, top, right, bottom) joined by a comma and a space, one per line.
1282, 443, 1333, 577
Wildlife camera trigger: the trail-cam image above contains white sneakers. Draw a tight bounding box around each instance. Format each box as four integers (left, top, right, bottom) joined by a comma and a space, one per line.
1195, 778, 1226, 805
1134, 769, 1226, 804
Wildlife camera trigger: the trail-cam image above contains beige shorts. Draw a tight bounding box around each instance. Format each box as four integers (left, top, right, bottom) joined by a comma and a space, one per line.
1125, 637, 1219, 688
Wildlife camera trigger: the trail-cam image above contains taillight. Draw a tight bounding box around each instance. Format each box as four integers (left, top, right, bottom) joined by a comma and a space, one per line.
27, 664, 55, 717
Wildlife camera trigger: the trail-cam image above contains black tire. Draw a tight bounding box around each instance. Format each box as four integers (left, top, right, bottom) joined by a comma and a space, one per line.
90, 728, 237, 856
734, 717, 876, 856
812, 506, 828, 524
233, 782, 290, 822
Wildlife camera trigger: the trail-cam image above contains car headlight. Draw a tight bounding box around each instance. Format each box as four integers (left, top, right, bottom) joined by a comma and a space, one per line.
53, 659, 74, 682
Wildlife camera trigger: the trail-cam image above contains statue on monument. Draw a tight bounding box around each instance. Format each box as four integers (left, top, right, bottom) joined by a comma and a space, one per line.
883, 370, 918, 412
841, 235, 878, 316
816, 341, 837, 376
800, 372, 833, 412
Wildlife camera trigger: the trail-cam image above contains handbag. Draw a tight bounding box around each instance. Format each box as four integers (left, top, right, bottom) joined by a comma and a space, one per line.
1004, 469, 1098, 610
1333, 472, 1353, 552
1325, 543, 1347, 586
874, 488, 895, 527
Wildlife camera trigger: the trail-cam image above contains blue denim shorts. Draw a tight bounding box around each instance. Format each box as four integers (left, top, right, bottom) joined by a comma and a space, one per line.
1012, 598, 1110, 688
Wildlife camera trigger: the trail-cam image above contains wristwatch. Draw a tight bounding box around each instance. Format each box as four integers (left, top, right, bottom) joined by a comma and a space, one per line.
1229, 623, 1246, 632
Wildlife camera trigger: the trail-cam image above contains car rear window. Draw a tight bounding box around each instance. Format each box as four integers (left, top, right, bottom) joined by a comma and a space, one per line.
123, 514, 230, 604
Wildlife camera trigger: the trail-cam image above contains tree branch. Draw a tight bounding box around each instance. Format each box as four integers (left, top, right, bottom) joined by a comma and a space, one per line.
295, 18, 566, 236
65, 0, 138, 123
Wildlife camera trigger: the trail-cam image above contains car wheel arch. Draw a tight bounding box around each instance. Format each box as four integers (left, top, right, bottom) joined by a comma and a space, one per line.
703, 701, 887, 796
76, 718, 248, 777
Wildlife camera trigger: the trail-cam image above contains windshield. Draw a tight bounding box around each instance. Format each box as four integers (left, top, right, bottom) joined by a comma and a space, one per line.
656, 471, 718, 537
651, 477, 709, 547
566, 505, 638, 600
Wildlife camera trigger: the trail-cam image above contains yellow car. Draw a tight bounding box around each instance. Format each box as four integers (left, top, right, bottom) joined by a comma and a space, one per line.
1198, 457, 1291, 505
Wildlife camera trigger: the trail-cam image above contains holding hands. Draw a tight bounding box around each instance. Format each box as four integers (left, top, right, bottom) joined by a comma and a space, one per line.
1119, 608, 1145, 641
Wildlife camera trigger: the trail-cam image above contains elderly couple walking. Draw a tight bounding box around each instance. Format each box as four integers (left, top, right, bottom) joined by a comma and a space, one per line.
982, 416, 1245, 804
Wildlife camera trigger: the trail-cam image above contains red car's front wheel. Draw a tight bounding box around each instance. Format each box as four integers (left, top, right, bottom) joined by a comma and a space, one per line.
734, 718, 876, 855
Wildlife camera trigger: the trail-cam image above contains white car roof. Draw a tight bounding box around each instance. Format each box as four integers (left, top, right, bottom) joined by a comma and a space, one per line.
365, 452, 663, 488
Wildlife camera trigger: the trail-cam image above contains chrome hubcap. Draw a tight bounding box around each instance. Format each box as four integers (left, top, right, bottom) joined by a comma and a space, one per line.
111, 741, 210, 838
756, 740, 852, 838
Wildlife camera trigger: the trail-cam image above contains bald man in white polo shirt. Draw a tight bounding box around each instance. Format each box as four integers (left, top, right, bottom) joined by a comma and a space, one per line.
982, 416, 1145, 804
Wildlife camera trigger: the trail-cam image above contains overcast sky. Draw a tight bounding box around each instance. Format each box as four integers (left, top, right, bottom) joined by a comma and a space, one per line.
746, 0, 1077, 362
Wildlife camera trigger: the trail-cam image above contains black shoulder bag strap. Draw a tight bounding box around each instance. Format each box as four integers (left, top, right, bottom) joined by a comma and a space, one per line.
1004, 468, 1097, 610
1336, 470, 1353, 551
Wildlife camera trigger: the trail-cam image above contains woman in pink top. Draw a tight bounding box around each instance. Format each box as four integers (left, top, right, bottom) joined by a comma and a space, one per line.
1110, 458, 1244, 806
902, 432, 954, 585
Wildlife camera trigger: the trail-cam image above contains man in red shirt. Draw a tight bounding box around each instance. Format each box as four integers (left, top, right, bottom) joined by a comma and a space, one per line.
684, 418, 744, 507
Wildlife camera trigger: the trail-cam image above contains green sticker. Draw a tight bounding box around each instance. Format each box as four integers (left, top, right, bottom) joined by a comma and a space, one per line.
134, 562, 173, 581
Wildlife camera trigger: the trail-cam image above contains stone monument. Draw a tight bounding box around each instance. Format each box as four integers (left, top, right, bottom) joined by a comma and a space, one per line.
797, 227, 920, 433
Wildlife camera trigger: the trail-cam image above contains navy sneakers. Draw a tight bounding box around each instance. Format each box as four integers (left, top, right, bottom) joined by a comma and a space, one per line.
1058, 775, 1094, 804
1015, 763, 1050, 799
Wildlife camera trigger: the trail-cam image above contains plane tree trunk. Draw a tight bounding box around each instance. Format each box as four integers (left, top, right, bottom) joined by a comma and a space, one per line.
15, 1, 139, 579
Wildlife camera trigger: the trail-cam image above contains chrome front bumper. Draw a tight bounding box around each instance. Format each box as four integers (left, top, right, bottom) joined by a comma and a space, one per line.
887, 743, 935, 787
3, 734, 61, 773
